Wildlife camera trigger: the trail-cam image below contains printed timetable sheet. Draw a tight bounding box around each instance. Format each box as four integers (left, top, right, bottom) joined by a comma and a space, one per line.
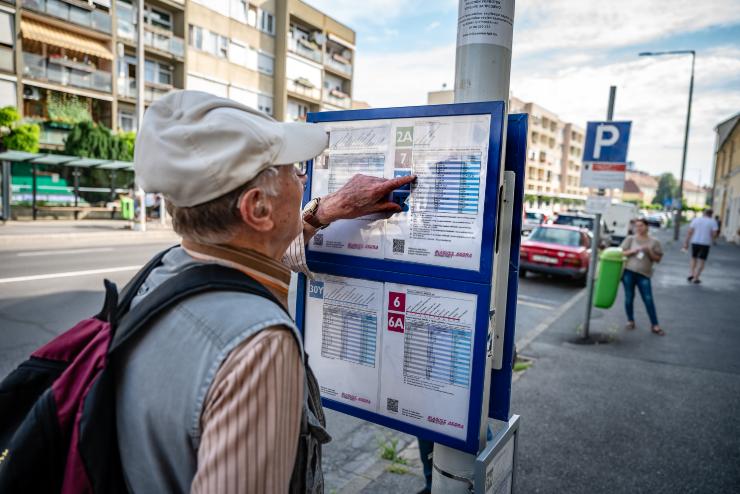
309, 114, 491, 271
304, 274, 477, 439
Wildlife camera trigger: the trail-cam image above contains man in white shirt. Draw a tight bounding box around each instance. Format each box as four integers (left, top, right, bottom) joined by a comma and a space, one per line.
684, 208, 719, 284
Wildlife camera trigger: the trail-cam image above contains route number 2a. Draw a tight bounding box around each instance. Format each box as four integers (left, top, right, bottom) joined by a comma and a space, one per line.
395, 127, 413, 146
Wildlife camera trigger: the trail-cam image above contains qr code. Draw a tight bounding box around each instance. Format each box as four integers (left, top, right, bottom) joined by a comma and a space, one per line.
387, 398, 399, 413
392, 239, 405, 254
313, 234, 324, 246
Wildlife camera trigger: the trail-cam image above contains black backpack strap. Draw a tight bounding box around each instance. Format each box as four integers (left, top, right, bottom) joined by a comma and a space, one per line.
114, 245, 180, 320
109, 263, 288, 354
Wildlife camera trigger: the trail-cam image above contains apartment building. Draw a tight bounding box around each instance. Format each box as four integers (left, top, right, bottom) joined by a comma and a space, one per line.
427, 90, 589, 201
186, 0, 355, 121
5, 0, 187, 148
712, 112, 740, 242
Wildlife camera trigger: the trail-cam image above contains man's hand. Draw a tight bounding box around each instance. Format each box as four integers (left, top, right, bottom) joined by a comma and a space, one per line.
316, 174, 416, 224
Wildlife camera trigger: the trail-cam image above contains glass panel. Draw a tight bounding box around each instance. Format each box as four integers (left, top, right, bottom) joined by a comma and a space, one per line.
0, 46, 14, 72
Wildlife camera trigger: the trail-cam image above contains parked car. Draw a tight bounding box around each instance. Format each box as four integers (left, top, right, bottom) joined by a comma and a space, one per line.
644, 213, 667, 228
519, 225, 592, 285
552, 212, 612, 247
522, 210, 549, 234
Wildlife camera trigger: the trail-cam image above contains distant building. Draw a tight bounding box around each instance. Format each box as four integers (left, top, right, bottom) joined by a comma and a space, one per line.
712, 111, 740, 242
623, 171, 658, 205
187, 0, 355, 122
426, 89, 590, 204
682, 180, 708, 209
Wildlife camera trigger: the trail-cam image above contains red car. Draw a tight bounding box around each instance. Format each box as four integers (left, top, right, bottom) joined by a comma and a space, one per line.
519, 225, 592, 285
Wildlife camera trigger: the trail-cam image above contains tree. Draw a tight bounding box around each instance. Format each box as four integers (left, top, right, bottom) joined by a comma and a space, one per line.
653, 173, 677, 206
0, 106, 40, 153
64, 121, 129, 160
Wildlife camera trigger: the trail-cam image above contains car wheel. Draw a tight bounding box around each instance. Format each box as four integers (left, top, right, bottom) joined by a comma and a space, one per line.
576, 276, 587, 287
519, 268, 527, 278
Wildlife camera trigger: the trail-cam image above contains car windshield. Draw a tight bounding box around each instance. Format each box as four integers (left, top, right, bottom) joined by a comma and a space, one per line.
525, 212, 541, 220
529, 227, 581, 247
555, 215, 594, 230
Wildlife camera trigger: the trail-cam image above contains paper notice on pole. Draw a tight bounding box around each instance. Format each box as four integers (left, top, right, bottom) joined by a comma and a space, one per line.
304, 275, 384, 411
580, 161, 627, 189
309, 114, 491, 271
457, 0, 514, 49
303, 276, 478, 440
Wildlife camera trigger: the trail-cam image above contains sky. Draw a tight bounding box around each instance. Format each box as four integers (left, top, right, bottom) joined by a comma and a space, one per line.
306, 0, 740, 186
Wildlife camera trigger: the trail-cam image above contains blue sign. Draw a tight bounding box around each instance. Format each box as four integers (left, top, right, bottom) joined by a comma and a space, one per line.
294, 103, 524, 455
582, 121, 632, 163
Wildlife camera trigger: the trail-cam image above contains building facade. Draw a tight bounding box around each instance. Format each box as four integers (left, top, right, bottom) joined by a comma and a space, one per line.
4, 0, 353, 151
186, 0, 354, 122
712, 112, 740, 243
427, 90, 589, 204
622, 170, 658, 205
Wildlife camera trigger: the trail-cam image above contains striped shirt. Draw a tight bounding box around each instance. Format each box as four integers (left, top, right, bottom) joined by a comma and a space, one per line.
183, 238, 307, 494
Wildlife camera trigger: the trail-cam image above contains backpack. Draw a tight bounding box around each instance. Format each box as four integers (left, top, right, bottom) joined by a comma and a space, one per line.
0, 247, 287, 494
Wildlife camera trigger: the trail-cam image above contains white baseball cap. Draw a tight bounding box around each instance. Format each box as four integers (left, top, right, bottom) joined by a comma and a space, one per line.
134, 90, 328, 207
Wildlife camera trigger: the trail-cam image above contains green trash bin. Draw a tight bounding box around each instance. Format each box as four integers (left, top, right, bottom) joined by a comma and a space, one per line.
120, 197, 135, 220
593, 247, 624, 309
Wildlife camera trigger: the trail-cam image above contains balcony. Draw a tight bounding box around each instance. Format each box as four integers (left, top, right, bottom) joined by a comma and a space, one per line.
117, 78, 171, 102
24, 0, 112, 35
287, 78, 320, 101
324, 53, 352, 77
288, 37, 322, 64
23, 52, 112, 93
322, 88, 350, 108
117, 21, 185, 59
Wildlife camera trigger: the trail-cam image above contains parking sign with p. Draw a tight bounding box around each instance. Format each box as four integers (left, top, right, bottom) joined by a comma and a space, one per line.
581, 121, 631, 189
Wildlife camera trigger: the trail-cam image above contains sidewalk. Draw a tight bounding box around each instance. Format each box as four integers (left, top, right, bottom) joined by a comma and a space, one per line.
509, 229, 740, 493
0, 219, 179, 249
347, 228, 740, 493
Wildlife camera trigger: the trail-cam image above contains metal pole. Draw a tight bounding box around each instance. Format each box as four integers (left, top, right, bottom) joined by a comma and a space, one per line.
433, 1, 515, 492
1, 161, 10, 221
674, 52, 695, 241
73, 167, 80, 220
582, 86, 615, 340
135, 0, 146, 232
32, 163, 37, 221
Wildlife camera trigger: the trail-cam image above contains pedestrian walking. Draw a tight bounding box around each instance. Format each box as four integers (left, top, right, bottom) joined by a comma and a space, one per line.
684, 208, 719, 284
621, 218, 664, 335
116, 91, 415, 493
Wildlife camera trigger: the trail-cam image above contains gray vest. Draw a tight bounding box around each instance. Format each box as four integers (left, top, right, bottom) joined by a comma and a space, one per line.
115, 247, 330, 493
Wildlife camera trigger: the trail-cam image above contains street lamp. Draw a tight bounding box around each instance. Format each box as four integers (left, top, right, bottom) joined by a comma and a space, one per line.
639, 50, 695, 241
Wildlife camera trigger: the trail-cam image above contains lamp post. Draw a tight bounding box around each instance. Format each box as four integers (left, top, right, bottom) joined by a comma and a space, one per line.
638, 50, 695, 241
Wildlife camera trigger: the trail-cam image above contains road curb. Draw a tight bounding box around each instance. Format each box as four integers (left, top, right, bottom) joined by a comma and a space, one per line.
0, 230, 180, 250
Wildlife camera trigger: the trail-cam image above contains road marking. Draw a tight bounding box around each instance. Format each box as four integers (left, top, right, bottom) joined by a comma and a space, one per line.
17, 247, 116, 257
516, 289, 586, 351
517, 294, 560, 306
0, 266, 140, 284
517, 300, 554, 310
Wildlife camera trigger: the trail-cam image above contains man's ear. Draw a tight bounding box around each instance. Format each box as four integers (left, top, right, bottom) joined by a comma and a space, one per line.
238, 188, 275, 232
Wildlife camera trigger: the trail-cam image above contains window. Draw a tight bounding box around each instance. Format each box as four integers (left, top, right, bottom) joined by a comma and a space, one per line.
146, 7, 172, 30
228, 85, 258, 108
258, 94, 273, 115
118, 110, 136, 132
187, 74, 228, 98
0, 11, 14, 46
260, 10, 274, 34
257, 52, 274, 75
247, 5, 258, 27
189, 25, 203, 50
228, 40, 248, 67
145, 60, 173, 86
230, 0, 248, 24
0, 79, 15, 107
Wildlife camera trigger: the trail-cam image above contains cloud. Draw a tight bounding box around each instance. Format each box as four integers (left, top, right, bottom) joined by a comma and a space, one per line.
425, 21, 441, 32
514, 0, 740, 54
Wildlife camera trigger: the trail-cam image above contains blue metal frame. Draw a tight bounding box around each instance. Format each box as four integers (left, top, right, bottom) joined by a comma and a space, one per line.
489, 113, 528, 421
305, 102, 505, 285
296, 102, 507, 454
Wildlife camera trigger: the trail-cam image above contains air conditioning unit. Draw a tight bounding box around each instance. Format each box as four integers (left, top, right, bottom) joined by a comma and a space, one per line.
23, 86, 42, 101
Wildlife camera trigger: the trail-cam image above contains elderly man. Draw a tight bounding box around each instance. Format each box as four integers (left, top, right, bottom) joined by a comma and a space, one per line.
116, 91, 414, 493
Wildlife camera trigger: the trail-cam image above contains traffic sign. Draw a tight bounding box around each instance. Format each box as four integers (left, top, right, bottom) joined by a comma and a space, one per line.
581, 121, 631, 189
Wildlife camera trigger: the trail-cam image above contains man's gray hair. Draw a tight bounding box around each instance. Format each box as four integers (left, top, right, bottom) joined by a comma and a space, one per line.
166, 166, 280, 244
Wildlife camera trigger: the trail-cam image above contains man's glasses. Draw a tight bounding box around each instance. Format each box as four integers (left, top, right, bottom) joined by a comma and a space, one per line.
293, 162, 308, 176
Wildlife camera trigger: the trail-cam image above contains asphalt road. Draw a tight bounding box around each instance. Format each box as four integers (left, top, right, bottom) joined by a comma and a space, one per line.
0, 239, 584, 492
